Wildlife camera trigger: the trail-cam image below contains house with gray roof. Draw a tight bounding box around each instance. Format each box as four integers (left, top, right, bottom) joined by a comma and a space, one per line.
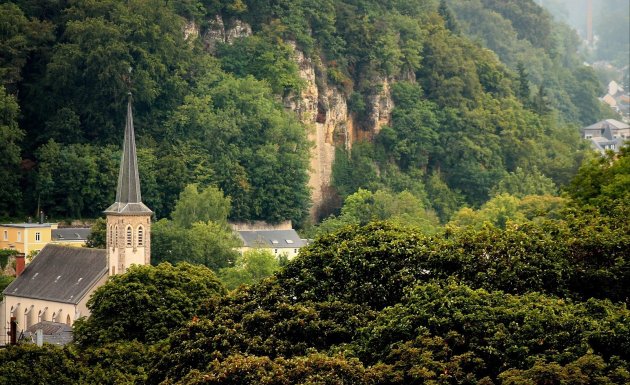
51, 228, 91, 245
22, 320, 75, 346
582, 119, 630, 154
236, 229, 306, 259
1, 244, 107, 341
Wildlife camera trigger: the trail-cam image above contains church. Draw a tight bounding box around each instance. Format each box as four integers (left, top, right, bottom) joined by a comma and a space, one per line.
1, 95, 152, 345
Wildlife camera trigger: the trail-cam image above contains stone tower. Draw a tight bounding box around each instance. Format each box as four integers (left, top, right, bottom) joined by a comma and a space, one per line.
104, 94, 152, 275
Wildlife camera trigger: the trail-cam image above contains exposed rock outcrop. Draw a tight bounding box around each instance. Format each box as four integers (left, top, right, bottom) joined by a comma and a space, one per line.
195, 18, 397, 221
285, 43, 354, 220
201, 15, 252, 52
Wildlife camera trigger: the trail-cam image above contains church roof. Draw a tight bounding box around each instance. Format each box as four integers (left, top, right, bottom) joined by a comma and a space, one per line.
104, 95, 152, 215
2, 244, 107, 305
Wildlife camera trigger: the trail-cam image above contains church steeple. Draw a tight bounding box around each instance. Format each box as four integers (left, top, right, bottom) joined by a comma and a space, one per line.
104, 94, 152, 215
104, 94, 152, 275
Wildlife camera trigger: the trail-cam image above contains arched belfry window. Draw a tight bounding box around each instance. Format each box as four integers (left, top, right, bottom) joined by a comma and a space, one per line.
137, 226, 144, 246
114, 225, 118, 248
126, 226, 132, 247
109, 225, 113, 247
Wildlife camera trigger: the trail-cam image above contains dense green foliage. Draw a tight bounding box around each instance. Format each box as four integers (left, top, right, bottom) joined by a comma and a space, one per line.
1, 0, 311, 224
0, 0, 607, 226
218, 248, 284, 290
73, 262, 225, 346
567, 145, 630, 211
2, 149, 629, 383
150, 184, 240, 269
0, 86, 24, 216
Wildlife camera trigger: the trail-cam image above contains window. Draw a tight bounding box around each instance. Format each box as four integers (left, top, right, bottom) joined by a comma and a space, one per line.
17, 231, 21, 242
126, 226, 132, 247
3, 230, 6, 241
114, 225, 118, 248
66, 314, 71, 326
35, 232, 41, 242
137, 226, 144, 246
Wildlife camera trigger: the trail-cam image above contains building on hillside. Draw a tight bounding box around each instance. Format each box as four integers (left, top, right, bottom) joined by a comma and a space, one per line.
51, 228, 92, 247
0, 222, 58, 256
1, 94, 152, 345
582, 119, 630, 154
231, 220, 306, 260
600, 80, 630, 121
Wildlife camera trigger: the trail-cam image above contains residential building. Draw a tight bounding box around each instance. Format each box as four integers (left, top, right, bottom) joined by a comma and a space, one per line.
582, 119, 630, 154
51, 228, 92, 247
232, 220, 306, 260
0, 222, 58, 256
600, 80, 630, 121
1, 95, 152, 345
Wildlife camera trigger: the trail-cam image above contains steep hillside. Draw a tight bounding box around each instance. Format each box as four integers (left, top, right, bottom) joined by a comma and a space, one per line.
0, 0, 604, 224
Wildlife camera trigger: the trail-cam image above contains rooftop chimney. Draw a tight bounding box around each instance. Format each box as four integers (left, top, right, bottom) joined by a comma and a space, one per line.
15, 253, 25, 277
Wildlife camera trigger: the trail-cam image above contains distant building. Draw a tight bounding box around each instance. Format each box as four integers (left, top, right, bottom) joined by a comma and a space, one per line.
0, 223, 58, 256
1, 95, 152, 345
600, 80, 630, 121
51, 228, 92, 246
0, 223, 92, 257
231, 220, 307, 259
582, 119, 630, 154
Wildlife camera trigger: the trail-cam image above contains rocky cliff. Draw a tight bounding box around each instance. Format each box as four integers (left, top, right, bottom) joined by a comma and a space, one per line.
194, 16, 395, 220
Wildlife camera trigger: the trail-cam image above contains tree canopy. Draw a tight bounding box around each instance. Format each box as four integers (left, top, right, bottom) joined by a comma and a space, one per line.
73, 262, 225, 346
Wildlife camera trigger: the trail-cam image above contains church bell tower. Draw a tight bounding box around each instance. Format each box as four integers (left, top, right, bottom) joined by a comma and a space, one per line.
104, 94, 152, 275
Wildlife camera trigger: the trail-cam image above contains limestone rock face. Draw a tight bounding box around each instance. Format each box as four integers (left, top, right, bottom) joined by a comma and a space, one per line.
281, 42, 398, 220
183, 20, 199, 41
285, 43, 354, 220
201, 15, 252, 52
192, 19, 397, 220
366, 77, 394, 136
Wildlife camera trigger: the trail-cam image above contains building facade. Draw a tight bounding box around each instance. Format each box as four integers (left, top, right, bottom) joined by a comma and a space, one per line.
0, 223, 58, 256
582, 119, 630, 154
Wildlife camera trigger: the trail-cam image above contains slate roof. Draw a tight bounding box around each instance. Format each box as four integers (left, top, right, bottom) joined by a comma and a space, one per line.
237, 229, 306, 248
23, 321, 73, 346
52, 228, 91, 242
1, 223, 54, 228
104, 95, 152, 215
2, 244, 107, 304
584, 119, 630, 130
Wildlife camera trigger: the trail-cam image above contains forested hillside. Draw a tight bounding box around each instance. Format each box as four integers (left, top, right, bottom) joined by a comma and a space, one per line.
1, 144, 628, 384
0, 0, 615, 225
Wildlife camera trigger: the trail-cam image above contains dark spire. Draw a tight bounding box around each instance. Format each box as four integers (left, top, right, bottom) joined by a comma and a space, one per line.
104, 94, 152, 215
